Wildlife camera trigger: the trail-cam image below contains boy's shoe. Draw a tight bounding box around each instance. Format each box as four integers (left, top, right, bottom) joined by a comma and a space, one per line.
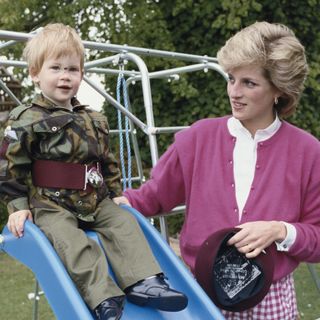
125, 274, 188, 312
94, 295, 125, 320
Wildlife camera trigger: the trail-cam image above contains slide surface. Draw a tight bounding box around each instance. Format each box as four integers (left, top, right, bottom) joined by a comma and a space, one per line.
0, 206, 224, 320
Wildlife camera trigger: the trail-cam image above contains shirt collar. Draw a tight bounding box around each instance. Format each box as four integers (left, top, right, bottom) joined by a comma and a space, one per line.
32, 93, 87, 111
228, 115, 282, 142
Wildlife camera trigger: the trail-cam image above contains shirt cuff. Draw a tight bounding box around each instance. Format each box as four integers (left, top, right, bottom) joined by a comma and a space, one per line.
275, 222, 297, 252
7, 197, 29, 214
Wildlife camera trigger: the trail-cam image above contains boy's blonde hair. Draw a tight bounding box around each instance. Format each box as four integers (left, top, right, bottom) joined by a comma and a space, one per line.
217, 21, 308, 117
23, 23, 85, 76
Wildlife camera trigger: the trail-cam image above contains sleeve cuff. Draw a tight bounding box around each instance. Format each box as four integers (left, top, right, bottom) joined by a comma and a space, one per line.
7, 197, 29, 214
275, 222, 297, 252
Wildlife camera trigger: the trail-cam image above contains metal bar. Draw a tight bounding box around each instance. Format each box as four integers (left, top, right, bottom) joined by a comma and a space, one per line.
32, 280, 40, 320
152, 126, 188, 134
0, 61, 227, 83
122, 52, 159, 165
83, 75, 148, 133
120, 52, 173, 242
0, 78, 22, 106
0, 29, 39, 50
307, 264, 320, 294
82, 41, 217, 63
84, 55, 120, 69
122, 83, 146, 186
0, 30, 218, 63
87, 67, 139, 76
0, 59, 27, 68
0, 39, 18, 50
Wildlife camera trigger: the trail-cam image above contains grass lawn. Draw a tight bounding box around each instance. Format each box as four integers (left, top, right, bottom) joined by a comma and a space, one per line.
0, 251, 319, 320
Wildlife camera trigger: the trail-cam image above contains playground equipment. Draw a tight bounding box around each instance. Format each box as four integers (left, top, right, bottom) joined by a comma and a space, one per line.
0, 28, 227, 240
0, 28, 227, 319
0, 28, 319, 319
0, 206, 225, 320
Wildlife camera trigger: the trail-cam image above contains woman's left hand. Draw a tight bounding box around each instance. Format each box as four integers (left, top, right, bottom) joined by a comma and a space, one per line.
227, 221, 287, 258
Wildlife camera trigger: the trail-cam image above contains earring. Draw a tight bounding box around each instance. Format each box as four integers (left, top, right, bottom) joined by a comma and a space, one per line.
274, 97, 279, 105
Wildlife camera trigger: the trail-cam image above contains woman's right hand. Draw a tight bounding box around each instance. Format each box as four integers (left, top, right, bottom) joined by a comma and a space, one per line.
7, 209, 33, 238
112, 196, 132, 207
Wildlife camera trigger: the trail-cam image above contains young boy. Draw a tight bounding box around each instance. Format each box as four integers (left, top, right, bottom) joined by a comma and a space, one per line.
0, 23, 187, 320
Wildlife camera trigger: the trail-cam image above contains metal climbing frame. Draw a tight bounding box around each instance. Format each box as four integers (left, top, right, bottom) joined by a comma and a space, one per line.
0, 28, 227, 241
0, 29, 227, 320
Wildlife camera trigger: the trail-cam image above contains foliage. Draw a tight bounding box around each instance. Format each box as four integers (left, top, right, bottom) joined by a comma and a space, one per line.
0, 252, 55, 319
0, 202, 7, 231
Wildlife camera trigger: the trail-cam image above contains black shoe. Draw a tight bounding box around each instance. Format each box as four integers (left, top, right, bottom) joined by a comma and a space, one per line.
125, 274, 188, 312
94, 296, 125, 320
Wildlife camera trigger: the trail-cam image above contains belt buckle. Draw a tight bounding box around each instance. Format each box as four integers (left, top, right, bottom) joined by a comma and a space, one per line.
84, 164, 103, 189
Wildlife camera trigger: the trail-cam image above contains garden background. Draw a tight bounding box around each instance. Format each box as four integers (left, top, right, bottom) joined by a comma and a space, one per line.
0, 0, 320, 319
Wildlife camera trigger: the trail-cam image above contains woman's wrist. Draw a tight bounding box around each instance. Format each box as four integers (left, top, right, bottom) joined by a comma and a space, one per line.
272, 221, 287, 242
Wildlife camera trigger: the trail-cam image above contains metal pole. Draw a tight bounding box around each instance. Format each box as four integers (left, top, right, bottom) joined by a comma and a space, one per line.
0, 78, 22, 106
32, 280, 40, 320
307, 264, 320, 294
83, 75, 148, 133
0, 30, 218, 63
120, 52, 173, 241
121, 52, 159, 165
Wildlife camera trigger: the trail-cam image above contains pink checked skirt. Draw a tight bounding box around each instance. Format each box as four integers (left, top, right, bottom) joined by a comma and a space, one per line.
221, 273, 298, 320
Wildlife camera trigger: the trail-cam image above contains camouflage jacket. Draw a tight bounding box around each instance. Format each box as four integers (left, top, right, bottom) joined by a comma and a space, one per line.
0, 94, 122, 221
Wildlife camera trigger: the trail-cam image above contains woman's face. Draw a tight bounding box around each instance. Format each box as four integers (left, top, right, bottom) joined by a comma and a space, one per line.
227, 65, 280, 135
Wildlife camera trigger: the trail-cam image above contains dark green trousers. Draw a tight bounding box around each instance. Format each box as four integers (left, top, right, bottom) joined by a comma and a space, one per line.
33, 198, 162, 309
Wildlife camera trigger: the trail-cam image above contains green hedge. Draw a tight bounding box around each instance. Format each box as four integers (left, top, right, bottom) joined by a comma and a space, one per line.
0, 203, 8, 232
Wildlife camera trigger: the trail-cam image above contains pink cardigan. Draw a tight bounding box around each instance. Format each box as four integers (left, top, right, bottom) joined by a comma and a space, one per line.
124, 116, 320, 281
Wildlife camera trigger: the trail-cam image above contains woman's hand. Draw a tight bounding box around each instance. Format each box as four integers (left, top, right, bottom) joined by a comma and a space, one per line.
112, 196, 132, 207
227, 221, 287, 258
7, 210, 33, 238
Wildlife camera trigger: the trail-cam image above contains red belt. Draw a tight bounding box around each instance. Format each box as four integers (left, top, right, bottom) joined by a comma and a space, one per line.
32, 159, 103, 192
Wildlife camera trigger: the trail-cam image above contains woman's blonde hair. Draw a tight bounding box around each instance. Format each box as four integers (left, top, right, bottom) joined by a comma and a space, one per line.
23, 23, 84, 76
217, 21, 308, 117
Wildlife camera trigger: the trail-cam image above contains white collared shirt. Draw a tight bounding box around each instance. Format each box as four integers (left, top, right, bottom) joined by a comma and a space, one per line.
227, 116, 296, 251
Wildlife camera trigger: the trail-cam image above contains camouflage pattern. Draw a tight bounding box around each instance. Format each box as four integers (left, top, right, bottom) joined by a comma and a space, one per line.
0, 94, 122, 221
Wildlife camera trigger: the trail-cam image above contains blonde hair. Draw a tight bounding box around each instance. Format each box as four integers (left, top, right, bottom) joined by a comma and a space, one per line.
217, 21, 308, 117
23, 23, 85, 76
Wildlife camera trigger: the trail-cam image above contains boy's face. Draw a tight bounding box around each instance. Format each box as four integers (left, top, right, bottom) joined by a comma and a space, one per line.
31, 53, 83, 109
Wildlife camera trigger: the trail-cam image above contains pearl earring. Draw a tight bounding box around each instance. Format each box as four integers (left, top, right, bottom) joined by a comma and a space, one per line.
274, 97, 279, 105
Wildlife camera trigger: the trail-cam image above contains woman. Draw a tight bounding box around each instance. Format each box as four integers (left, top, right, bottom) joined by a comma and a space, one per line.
114, 22, 320, 319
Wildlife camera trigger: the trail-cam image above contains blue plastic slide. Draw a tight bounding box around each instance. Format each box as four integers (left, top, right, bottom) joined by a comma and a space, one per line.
0, 206, 224, 320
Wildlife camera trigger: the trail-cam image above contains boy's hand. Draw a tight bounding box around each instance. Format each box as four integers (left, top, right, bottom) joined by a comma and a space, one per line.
112, 196, 131, 207
7, 210, 33, 238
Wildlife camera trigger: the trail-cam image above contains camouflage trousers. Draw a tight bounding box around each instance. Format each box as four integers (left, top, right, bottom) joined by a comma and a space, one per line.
32, 198, 161, 309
